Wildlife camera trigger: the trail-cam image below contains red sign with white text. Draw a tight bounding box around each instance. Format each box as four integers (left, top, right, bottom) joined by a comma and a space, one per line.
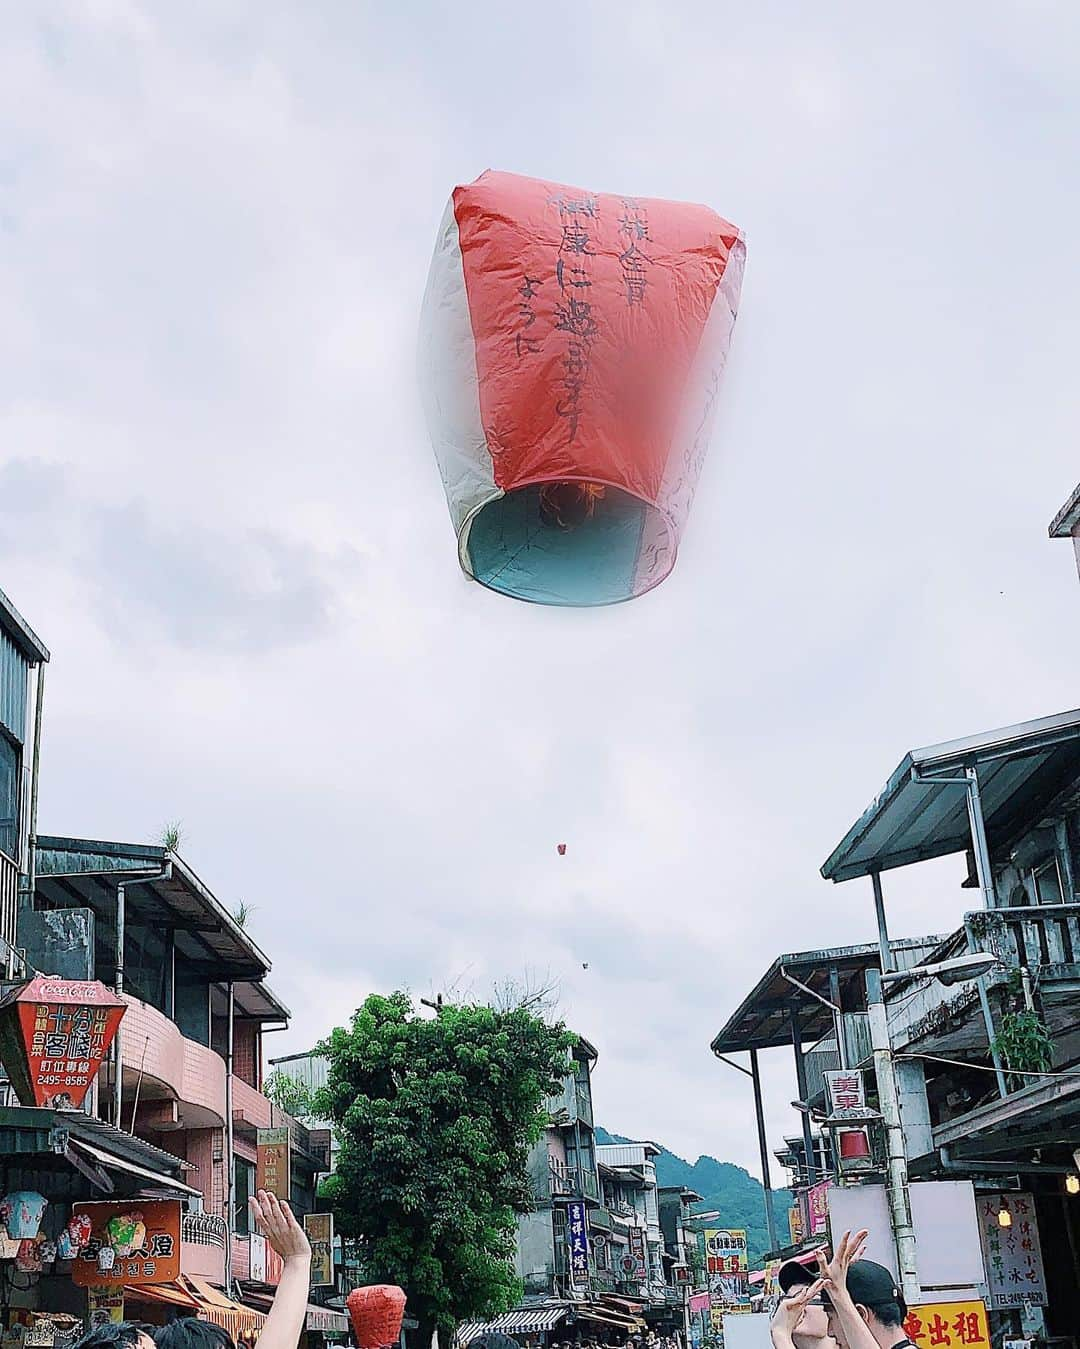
0, 978, 126, 1109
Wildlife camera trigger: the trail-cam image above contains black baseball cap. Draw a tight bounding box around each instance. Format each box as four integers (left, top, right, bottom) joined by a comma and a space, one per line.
778, 1260, 816, 1294
821, 1259, 907, 1320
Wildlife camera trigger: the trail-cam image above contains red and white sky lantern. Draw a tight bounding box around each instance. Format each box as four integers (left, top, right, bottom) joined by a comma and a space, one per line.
420, 170, 745, 606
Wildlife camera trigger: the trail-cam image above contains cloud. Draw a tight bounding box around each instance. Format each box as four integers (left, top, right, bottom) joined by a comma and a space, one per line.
3, 1, 1080, 1173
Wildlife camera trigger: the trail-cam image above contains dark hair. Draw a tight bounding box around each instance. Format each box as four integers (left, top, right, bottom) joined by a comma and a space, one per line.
154, 1321, 234, 1349
75, 1323, 154, 1349
867, 1301, 904, 1329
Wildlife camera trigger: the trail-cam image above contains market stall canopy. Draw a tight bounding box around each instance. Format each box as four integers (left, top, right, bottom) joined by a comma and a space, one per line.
456, 1307, 568, 1343
821, 708, 1080, 883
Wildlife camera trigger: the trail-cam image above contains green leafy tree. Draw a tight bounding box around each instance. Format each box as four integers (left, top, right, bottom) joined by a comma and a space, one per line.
314, 991, 574, 1348
263, 1069, 316, 1121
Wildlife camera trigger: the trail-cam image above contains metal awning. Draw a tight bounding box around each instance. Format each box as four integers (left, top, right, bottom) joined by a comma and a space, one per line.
35, 837, 273, 981
457, 1307, 568, 1342
0, 1105, 194, 1200
710, 936, 945, 1054
821, 708, 1080, 883
67, 1137, 203, 1198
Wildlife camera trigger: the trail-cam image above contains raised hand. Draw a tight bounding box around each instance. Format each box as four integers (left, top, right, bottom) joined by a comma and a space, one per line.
249, 1189, 312, 1265
816, 1228, 868, 1296
771, 1278, 825, 1335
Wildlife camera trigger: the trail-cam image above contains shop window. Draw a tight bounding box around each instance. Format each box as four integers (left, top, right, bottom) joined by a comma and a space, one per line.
235, 1158, 256, 1234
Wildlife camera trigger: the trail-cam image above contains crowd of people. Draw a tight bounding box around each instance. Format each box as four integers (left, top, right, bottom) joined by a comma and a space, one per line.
770, 1229, 911, 1349
62, 1212, 905, 1349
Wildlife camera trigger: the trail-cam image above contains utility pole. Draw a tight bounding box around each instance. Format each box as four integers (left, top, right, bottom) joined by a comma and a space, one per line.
865, 968, 920, 1305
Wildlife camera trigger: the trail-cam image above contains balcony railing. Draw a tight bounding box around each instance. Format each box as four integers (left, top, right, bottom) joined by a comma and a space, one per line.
182, 1212, 227, 1249
549, 1161, 600, 1202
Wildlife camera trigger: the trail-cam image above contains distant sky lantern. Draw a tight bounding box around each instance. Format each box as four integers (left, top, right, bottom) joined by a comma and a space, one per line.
420, 171, 745, 606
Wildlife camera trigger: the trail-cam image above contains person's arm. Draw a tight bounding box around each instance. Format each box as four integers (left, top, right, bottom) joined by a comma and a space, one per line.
770, 1280, 825, 1349
816, 1231, 880, 1349
250, 1190, 312, 1349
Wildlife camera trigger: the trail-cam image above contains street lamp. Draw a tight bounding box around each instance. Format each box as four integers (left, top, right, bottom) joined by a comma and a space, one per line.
881, 953, 1002, 987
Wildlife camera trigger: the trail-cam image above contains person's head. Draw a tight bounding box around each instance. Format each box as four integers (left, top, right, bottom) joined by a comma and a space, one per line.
153, 1320, 234, 1349
75, 1322, 156, 1349
823, 1261, 906, 1348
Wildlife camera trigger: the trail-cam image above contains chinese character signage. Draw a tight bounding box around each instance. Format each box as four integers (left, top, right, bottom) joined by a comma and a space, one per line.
704, 1229, 747, 1274
825, 1070, 867, 1119
566, 1201, 589, 1286
304, 1212, 335, 1287
0, 978, 126, 1109
902, 1300, 989, 1346
257, 1127, 292, 1201
976, 1193, 1047, 1308
788, 1204, 805, 1245
628, 1225, 647, 1278
705, 1230, 749, 1316
71, 1201, 181, 1288
807, 1181, 830, 1237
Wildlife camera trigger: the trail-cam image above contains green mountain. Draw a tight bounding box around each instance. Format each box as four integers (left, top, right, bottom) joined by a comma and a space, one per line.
596, 1127, 793, 1268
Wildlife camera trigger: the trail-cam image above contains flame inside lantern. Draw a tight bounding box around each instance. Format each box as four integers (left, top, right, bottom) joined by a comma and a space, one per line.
538, 482, 606, 531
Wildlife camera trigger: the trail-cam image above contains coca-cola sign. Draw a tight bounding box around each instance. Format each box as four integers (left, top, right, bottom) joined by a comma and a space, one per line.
0, 977, 126, 1109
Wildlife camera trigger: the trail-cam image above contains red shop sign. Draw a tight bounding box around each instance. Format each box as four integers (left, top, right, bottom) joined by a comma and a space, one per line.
0, 977, 126, 1109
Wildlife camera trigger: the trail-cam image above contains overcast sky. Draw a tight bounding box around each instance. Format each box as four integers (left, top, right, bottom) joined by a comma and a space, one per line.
3, 2, 1080, 1176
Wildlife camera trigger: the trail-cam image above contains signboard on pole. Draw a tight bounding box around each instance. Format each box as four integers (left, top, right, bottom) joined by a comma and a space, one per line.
902, 1300, 990, 1346
976, 1192, 1047, 1309
806, 1181, 830, 1237
256, 1126, 292, 1201
71, 1201, 181, 1288
566, 1201, 589, 1287
304, 1212, 335, 1287
249, 1232, 267, 1282
824, 1070, 868, 1119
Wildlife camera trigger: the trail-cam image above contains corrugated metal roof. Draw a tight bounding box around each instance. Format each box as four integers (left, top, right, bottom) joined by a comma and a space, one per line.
709, 936, 946, 1054
821, 707, 1080, 883
35, 836, 273, 979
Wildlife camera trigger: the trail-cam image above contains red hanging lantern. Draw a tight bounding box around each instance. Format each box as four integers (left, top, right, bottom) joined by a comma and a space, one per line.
346, 1285, 407, 1349
837, 1128, 873, 1173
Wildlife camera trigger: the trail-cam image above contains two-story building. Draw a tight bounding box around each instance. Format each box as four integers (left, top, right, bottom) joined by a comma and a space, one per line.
0, 584, 346, 1342
819, 705, 1080, 1343
712, 705, 1080, 1345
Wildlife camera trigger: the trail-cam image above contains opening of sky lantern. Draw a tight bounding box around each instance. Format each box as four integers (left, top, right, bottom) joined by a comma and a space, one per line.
420, 170, 745, 607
